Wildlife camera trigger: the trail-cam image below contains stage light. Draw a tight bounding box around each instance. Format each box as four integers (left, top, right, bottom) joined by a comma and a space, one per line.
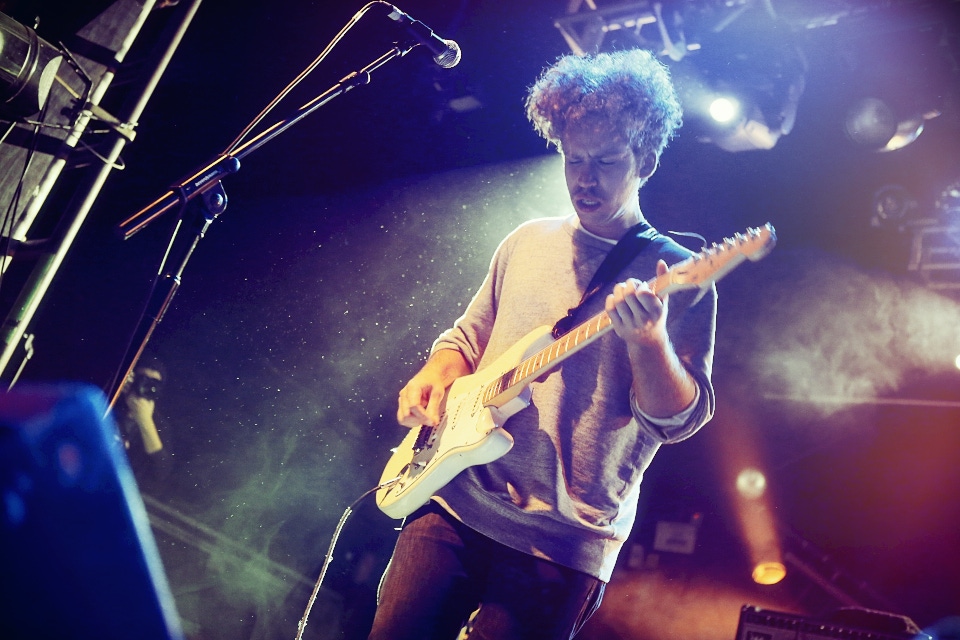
883, 113, 930, 152
708, 96, 740, 124
844, 98, 896, 148
701, 102, 788, 152
870, 184, 918, 228
736, 468, 766, 500
0, 11, 63, 119
751, 561, 787, 585
845, 96, 941, 152
747, 529, 787, 586
668, 38, 805, 152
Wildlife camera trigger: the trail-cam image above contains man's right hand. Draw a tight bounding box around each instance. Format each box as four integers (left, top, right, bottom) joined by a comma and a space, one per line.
396, 370, 447, 428
395, 349, 472, 428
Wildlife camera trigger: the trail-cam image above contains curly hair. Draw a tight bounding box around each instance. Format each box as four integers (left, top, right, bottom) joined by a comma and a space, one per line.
525, 49, 682, 160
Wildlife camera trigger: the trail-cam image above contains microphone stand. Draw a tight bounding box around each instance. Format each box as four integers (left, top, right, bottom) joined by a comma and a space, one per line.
107, 43, 415, 409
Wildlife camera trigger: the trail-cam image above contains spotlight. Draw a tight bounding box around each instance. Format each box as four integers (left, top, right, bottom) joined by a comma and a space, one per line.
845, 98, 896, 148
671, 36, 806, 152
736, 468, 767, 500
883, 112, 934, 152
706, 103, 786, 152
870, 184, 918, 228
708, 96, 741, 124
0, 11, 63, 119
752, 561, 787, 585
845, 97, 940, 152
553, 3, 661, 56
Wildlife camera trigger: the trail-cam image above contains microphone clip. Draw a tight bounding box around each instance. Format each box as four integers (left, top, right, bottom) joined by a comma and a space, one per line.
384, 4, 461, 69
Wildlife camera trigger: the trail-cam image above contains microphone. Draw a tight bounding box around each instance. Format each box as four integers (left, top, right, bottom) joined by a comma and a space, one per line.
385, 4, 461, 69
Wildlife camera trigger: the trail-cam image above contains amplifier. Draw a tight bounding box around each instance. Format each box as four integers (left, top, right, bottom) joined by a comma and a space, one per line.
737, 605, 925, 640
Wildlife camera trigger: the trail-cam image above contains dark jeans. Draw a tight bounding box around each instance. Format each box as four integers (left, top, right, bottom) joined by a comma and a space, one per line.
368, 503, 605, 640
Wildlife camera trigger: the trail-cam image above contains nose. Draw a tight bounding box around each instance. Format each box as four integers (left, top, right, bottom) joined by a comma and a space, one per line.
575, 161, 598, 187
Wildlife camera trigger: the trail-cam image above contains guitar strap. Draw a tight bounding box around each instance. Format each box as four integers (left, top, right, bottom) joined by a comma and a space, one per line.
552, 221, 660, 338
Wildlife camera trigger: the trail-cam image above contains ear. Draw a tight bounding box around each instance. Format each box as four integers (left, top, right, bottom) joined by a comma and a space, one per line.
636, 151, 659, 180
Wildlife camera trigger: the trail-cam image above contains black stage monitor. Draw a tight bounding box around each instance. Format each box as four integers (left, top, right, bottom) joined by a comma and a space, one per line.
0, 383, 184, 640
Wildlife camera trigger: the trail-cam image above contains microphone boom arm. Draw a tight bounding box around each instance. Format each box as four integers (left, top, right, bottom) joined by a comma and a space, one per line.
116, 44, 412, 240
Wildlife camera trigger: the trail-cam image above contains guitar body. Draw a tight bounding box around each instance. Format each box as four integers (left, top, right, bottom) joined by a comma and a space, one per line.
376, 326, 556, 519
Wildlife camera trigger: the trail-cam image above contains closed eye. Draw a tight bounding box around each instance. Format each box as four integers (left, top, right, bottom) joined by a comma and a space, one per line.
600, 152, 630, 165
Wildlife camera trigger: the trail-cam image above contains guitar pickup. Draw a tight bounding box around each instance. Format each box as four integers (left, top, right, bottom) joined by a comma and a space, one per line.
412, 425, 435, 452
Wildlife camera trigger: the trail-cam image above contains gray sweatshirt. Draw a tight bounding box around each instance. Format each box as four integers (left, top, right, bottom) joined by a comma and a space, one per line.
431, 215, 716, 581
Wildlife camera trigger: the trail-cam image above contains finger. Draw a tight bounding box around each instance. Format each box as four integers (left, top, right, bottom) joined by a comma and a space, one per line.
398, 414, 424, 428
398, 402, 428, 428
610, 280, 639, 308
396, 388, 417, 426
621, 281, 651, 317
635, 288, 664, 317
617, 280, 660, 319
605, 292, 621, 324
607, 283, 636, 323
423, 387, 443, 426
396, 400, 410, 426
654, 259, 672, 304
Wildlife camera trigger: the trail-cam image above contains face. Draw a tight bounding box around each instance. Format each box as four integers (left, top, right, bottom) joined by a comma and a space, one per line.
561, 120, 655, 239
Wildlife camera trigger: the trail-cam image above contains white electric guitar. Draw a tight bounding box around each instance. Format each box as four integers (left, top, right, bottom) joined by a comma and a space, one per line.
377, 224, 777, 518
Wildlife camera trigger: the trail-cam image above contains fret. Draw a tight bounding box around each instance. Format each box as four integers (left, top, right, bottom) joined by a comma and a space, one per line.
552, 339, 564, 361
534, 350, 546, 371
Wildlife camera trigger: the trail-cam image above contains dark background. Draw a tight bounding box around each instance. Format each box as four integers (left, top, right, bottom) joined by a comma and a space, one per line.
3, 0, 959, 638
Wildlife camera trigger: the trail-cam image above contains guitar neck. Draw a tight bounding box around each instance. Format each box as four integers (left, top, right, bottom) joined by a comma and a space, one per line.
479, 223, 775, 408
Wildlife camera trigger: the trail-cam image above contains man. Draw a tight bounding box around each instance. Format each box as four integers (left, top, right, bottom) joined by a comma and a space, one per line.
370, 49, 716, 639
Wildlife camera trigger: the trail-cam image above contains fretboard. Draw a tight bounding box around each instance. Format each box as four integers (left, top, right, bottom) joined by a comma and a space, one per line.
481, 310, 614, 406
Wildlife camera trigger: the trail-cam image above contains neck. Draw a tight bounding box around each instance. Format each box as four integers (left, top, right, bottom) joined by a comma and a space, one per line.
578, 210, 645, 241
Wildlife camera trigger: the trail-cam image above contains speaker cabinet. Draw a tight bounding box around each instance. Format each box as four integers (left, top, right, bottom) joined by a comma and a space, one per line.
0, 383, 183, 640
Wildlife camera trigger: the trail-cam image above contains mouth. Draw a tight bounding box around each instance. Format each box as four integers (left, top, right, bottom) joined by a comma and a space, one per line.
575, 196, 602, 212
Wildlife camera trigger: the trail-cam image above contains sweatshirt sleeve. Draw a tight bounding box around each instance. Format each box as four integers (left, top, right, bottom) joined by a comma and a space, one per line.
631, 281, 717, 444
